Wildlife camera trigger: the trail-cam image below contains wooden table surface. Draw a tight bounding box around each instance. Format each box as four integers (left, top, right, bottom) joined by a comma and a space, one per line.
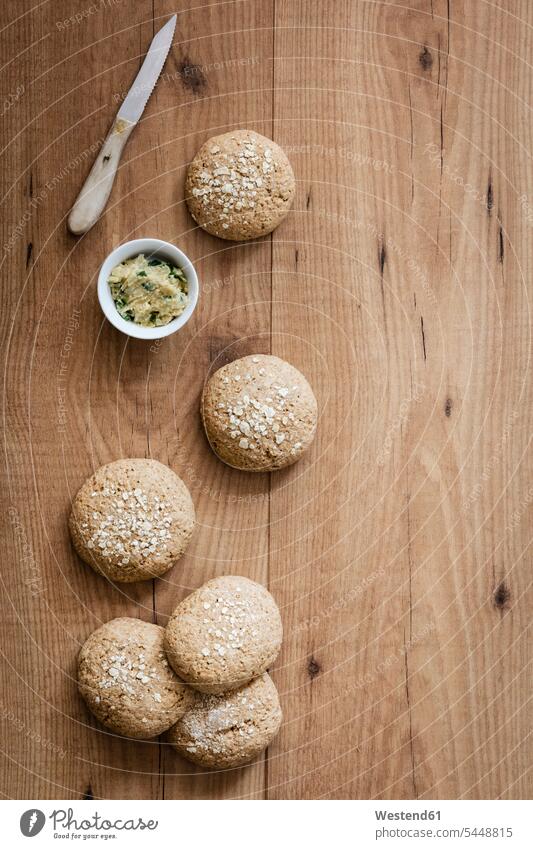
1, 0, 531, 800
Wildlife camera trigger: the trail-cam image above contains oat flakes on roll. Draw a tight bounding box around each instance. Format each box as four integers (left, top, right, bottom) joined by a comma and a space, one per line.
164, 575, 283, 694
185, 129, 295, 240
78, 618, 194, 739
166, 673, 282, 769
69, 459, 195, 583
201, 354, 318, 472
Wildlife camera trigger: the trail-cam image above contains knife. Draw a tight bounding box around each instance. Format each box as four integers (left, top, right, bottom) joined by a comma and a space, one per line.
67, 14, 177, 235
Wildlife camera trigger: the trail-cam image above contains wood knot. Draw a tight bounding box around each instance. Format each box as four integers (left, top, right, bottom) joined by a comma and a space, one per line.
419, 46, 433, 71
493, 581, 511, 611
178, 58, 207, 95
82, 784, 94, 800
378, 240, 386, 275
498, 222, 504, 263
307, 656, 321, 679
487, 177, 494, 215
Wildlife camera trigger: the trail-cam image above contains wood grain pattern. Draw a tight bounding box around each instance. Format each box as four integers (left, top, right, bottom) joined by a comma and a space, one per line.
1, 0, 531, 800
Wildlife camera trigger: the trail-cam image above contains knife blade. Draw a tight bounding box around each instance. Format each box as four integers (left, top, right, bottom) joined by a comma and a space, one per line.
118, 15, 176, 125
67, 14, 177, 236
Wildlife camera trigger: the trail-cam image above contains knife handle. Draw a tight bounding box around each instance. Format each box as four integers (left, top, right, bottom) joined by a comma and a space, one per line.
67, 117, 135, 235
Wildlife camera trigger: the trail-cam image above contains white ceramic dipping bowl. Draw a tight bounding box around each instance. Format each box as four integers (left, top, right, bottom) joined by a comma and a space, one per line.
98, 238, 199, 340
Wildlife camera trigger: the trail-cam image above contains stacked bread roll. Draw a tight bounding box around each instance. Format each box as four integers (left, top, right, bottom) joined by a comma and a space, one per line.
77, 576, 283, 769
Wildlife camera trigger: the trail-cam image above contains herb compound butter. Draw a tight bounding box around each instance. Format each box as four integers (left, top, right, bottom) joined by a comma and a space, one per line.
108, 253, 189, 327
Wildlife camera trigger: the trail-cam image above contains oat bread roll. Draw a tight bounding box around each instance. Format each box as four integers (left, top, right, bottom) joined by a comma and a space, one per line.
164, 575, 283, 694
69, 459, 195, 583
185, 129, 295, 240
78, 618, 194, 739
201, 354, 318, 472
167, 673, 282, 769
